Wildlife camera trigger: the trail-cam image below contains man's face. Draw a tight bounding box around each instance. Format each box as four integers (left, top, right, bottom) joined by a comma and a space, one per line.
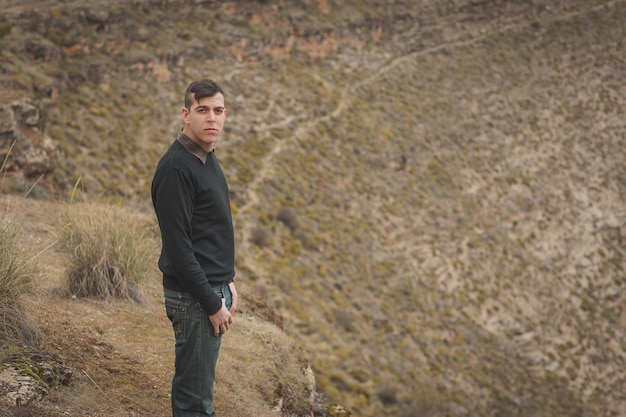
182, 93, 227, 152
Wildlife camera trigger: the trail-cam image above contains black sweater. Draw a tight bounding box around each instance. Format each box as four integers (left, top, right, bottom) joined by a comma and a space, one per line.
151, 136, 234, 315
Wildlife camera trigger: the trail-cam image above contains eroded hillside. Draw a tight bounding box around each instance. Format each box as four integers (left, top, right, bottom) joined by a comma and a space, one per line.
1, 1, 625, 416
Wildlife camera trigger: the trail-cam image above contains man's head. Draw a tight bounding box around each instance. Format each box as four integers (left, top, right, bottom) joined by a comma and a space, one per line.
184, 79, 225, 110
181, 79, 227, 152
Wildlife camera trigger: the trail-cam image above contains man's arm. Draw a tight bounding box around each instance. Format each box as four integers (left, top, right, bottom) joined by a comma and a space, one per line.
154, 167, 223, 315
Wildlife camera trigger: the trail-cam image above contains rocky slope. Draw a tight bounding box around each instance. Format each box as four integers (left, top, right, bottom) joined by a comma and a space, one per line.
1, 1, 625, 416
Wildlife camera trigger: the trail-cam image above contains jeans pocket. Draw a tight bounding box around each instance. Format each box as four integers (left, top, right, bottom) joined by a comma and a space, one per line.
165, 300, 187, 343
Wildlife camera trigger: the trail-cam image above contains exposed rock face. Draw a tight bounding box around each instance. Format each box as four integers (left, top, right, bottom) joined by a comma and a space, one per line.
0, 365, 47, 407
0, 99, 60, 186
0, 351, 74, 408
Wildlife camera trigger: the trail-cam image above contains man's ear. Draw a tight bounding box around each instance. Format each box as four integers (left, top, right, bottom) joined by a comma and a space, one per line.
181, 107, 189, 124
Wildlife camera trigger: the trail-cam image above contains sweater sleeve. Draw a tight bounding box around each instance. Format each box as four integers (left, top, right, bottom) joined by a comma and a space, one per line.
153, 167, 223, 315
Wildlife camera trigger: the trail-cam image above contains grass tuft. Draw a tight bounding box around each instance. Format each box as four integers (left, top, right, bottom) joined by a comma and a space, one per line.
0, 217, 42, 347
56, 202, 153, 302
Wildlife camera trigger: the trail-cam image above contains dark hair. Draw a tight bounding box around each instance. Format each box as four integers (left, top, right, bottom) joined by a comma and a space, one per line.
184, 79, 225, 109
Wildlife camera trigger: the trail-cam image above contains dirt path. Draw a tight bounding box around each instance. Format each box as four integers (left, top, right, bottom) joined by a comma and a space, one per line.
234, 0, 620, 276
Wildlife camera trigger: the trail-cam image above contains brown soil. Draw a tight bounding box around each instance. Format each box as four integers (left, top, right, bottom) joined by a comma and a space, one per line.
2, 194, 172, 417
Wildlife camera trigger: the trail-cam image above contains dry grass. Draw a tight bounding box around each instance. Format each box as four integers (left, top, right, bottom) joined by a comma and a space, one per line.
55, 202, 154, 302
216, 316, 315, 417
0, 147, 43, 347
0, 211, 42, 347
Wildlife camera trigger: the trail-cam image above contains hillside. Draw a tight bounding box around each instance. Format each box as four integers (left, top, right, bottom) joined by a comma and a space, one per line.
0, 193, 316, 417
1, 0, 626, 416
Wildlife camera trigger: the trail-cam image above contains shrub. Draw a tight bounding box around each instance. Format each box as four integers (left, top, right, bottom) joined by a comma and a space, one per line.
395, 386, 449, 417
56, 203, 153, 302
376, 385, 398, 406
0, 24, 11, 40
0, 218, 42, 346
276, 207, 298, 231
251, 227, 270, 248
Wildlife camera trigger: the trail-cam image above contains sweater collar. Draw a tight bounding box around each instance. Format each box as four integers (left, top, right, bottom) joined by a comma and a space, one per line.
177, 133, 212, 164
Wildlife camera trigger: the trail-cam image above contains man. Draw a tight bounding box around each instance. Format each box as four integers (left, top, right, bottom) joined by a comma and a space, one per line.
151, 79, 238, 417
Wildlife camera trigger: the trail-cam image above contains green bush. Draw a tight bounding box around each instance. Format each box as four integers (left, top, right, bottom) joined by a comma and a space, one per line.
56, 203, 153, 302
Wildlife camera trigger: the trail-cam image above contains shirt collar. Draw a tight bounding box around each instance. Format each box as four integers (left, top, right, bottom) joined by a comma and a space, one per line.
177, 133, 212, 164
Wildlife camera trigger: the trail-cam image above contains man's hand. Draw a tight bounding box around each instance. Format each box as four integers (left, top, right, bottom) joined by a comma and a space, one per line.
209, 299, 232, 337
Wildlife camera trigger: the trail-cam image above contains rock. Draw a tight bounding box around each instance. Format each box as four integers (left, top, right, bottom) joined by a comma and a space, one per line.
0, 99, 60, 178
0, 365, 47, 407
10, 100, 41, 128
327, 404, 351, 417
0, 350, 74, 407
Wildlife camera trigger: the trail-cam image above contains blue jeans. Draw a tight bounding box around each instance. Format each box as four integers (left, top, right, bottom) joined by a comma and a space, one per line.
164, 283, 232, 417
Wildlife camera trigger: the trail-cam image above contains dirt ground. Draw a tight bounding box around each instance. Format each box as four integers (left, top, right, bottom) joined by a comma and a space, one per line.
2, 193, 176, 417
1, 193, 312, 417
